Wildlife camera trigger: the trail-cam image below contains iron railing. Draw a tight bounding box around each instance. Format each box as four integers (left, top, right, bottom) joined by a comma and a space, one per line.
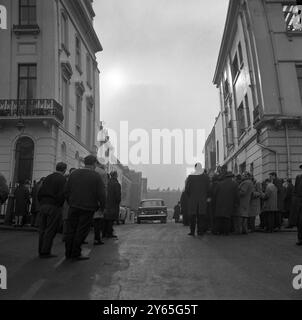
0, 99, 64, 122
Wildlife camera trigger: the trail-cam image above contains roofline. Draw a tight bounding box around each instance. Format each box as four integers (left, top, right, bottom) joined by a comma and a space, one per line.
213, 0, 240, 86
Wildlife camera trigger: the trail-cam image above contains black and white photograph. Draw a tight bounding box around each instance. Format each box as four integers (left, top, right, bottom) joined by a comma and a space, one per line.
0, 0, 302, 306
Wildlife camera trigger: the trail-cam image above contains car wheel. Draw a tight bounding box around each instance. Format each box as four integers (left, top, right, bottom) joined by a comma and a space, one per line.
122, 220, 126, 225
137, 219, 141, 224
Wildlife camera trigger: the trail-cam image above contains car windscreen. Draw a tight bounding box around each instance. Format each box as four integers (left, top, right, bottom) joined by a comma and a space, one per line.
141, 200, 164, 207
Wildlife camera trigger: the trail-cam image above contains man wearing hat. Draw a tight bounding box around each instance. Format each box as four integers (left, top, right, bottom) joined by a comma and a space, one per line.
295, 164, 302, 246
64, 155, 106, 260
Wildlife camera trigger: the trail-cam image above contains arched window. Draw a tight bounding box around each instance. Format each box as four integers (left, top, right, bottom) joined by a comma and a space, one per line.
14, 137, 34, 184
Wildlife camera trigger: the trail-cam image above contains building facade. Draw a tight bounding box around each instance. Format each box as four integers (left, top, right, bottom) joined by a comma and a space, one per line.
213, 0, 302, 182
0, 0, 102, 185
204, 112, 225, 175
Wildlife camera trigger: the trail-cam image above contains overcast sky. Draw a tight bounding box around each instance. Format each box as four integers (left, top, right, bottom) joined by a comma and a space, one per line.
94, 0, 229, 190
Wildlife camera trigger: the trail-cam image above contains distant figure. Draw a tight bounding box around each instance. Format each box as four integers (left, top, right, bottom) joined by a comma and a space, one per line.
30, 177, 45, 227
269, 172, 286, 230
0, 173, 9, 205
213, 172, 239, 235
295, 164, 302, 246
104, 171, 121, 239
93, 162, 108, 245
38, 163, 67, 258
234, 172, 253, 235
173, 202, 181, 223
262, 176, 278, 233
248, 178, 263, 232
64, 155, 106, 260
185, 163, 210, 236
283, 179, 294, 225
14, 181, 31, 227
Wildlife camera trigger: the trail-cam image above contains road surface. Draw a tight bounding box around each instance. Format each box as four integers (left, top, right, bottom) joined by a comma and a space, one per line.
0, 222, 301, 300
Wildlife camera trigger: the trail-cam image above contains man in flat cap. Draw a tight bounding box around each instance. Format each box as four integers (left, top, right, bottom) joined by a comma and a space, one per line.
295, 164, 302, 246
64, 155, 106, 260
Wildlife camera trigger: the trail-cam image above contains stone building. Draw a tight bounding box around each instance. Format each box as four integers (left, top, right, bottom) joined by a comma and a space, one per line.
212, 0, 302, 181
0, 0, 102, 185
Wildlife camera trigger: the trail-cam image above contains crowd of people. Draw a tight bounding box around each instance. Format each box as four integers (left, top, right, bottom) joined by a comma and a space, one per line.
178, 163, 302, 246
0, 155, 121, 261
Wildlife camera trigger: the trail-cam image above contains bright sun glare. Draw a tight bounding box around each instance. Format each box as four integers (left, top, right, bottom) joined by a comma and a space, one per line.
105, 69, 126, 91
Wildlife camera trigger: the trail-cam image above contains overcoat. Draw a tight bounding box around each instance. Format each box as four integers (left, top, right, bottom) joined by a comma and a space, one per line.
214, 176, 239, 218
236, 179, 254, 218
185, 173, 210, 217
0, 173, 9, 204
14, 185, 31, 217
249, 181, 263, 218
262, 182, 278, 212
105, 177, 121, 220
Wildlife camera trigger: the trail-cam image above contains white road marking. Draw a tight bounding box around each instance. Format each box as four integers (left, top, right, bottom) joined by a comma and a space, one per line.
21, 279, 46, 300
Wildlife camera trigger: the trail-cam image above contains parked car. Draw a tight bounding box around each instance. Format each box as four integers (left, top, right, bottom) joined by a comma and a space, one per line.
137, 199, 168, 224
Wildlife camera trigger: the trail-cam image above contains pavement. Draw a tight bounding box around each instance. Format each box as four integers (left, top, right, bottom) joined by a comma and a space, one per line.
0, 222, 302, 300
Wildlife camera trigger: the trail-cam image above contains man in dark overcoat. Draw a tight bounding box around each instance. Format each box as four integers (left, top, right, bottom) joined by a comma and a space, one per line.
104, 171, 121, 239
214, 172, 239, 235
185, 163, 210, 236
295, 164, 302, 246
64, 156, 106, 260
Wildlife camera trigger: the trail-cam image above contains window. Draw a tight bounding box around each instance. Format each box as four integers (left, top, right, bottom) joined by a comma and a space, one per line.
237, 102, 246, 137
297, 66, 302, 102
61, 12, 69, 52
238, 42, 244, 68
86, 102, 93, 148
226, 120, 234, 147
231, 53, 239, 82
75, 36, 82, 72
283, 5, 302, 31
61, 76, 69, 129
244, 94, 251, 128
223, 78, 230, 99
75, 95, 82, 140
86, 55, 92, 87
18, 64, 37, 100
19, 0, 36, 25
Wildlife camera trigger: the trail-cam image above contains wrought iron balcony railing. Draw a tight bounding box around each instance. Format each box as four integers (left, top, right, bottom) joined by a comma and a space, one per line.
0, 99, 64, 122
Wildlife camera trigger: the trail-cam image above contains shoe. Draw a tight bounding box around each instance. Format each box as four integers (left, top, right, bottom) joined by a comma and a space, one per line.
39, 254, 58, 259
72, 256, 90, 261
188, 233, 195, 237
108, 235, 118, 239
296, 242, 302, 246
82, 241, 89, 245
94, 240, 105, 246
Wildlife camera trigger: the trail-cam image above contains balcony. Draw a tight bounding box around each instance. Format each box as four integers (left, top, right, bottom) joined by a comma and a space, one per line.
13, 24, 40, 36
0, 99, 64, 123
